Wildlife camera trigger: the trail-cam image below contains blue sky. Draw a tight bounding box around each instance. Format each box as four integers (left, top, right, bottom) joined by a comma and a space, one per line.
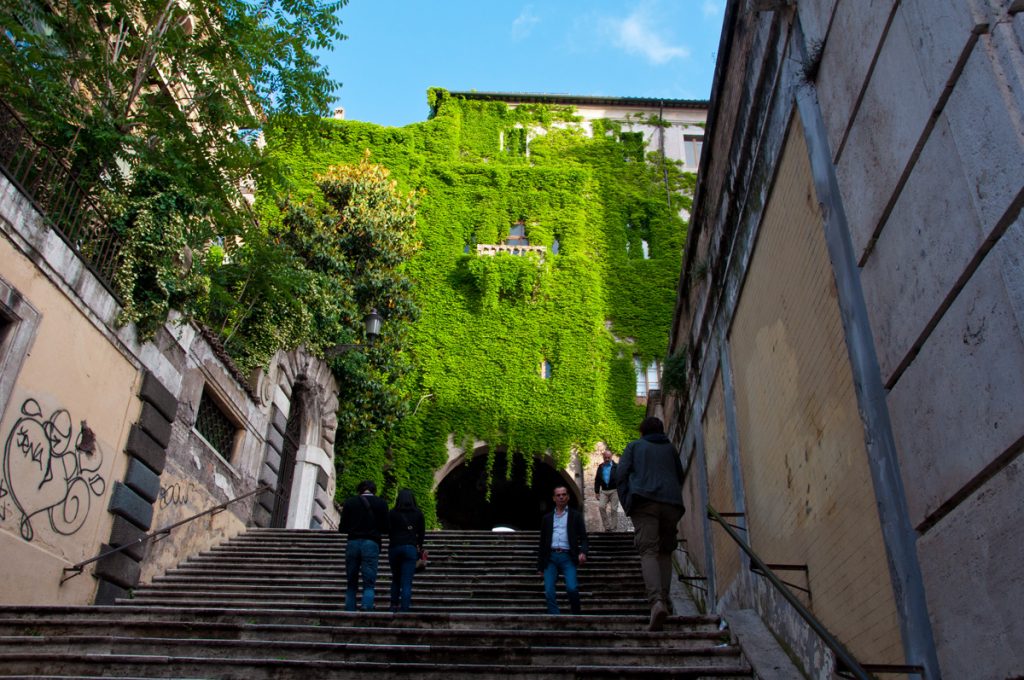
321, 1, 726, 128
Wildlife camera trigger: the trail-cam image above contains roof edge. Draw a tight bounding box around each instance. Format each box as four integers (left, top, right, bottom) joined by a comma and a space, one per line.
448, 91, 709, 109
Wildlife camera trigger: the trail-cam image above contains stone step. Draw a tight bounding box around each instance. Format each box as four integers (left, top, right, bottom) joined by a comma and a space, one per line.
0, 607, 725, 634
116, 598, 650, 615
130, 584, 646, 599
149, 573, 643, 588
0, 635, 746, 668
0, 652, 753, 679
0, 617, 727, 649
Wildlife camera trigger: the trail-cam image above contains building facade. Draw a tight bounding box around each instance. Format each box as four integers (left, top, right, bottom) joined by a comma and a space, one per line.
660, 1, 1024, 678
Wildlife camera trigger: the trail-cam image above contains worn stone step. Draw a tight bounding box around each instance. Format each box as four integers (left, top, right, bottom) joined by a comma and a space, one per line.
0, 618, 725, 649
0, 652, 753, 679
149, 574, 643, 587
129, 585, 646, 601
0, 635, 746, 668
116, 598, 649, 615
0, 607, 725, 634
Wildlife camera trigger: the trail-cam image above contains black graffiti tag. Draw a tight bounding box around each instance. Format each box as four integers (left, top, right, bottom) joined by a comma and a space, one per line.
1, 399, 106, 541
159, 481, 197, 509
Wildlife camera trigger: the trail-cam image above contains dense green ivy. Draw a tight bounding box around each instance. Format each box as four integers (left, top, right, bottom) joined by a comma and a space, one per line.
266, 89, 693, 520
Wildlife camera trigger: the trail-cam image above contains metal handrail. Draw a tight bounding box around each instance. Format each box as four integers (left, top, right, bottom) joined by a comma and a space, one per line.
706, 504, 923, 680
61, 484, 272, 584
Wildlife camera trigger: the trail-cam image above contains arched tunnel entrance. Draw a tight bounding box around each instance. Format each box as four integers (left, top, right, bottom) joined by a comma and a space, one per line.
435, 447, 579, 530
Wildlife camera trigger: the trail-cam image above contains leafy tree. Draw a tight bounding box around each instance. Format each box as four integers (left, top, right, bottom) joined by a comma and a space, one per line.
0, 0, 346, 332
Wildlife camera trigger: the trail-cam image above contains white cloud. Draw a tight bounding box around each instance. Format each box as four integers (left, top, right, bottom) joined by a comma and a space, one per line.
702, 1, 724, 17
511, 6, 540, 41
606, 8, 690, 64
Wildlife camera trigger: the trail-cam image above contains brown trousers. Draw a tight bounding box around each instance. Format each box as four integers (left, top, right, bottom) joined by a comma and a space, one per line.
629, 499, 684, 606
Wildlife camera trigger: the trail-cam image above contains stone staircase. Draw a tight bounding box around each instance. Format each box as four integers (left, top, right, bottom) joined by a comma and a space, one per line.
0, 529, 753, 678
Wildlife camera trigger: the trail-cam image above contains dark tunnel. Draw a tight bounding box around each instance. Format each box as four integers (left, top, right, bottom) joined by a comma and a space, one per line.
435, 448, 579, 530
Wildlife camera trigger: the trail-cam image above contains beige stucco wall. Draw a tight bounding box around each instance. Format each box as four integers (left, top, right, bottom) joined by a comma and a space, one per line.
0, 235, 139, 605
725, 118, 902, 665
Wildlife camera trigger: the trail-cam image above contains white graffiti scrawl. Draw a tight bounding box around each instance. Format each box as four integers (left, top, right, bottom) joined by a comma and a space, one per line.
1, 399, 106, 541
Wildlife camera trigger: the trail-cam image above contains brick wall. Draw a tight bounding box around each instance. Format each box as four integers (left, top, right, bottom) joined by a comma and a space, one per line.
702, 372, 740, 596
724, 119, 902, 665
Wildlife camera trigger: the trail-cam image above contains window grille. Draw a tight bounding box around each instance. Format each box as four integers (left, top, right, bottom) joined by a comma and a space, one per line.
195, 388, 238, 460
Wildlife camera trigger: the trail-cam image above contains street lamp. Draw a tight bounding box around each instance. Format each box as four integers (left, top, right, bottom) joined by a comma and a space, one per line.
364, 308, 383, 340
325, 308, 383, 357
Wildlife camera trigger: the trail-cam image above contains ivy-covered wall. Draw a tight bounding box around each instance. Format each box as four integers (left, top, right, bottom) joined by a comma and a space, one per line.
266, 89, 695, 525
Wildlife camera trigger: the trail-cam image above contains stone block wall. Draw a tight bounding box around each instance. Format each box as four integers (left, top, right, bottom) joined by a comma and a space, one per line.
666, 1, 1024, 677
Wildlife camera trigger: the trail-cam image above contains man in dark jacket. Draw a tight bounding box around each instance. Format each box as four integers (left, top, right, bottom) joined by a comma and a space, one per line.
340, 479, 388, 611
593, 446, 619, 531
616, 416, 685, 631
537, 485, 588, 614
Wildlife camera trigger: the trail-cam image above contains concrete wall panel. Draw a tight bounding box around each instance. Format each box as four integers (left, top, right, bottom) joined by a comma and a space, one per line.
917, 453, 1024, 678
835, 13, 933, 260
815, 0, 895, 159
861, 114, 987, 381
888, 216, 1024, 527
901, 0, 983, 104
795, 0, 837, 46
943, 28, 1024, 236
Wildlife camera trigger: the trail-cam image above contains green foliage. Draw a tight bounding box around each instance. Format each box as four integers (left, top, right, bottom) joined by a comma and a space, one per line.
661, 348, 689, 397
0, 0, 346, 344
267, 90, 695, 518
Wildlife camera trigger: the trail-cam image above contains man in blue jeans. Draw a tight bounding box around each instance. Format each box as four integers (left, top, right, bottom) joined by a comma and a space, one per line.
340, 480, 388, 611
537, 485, 588, 614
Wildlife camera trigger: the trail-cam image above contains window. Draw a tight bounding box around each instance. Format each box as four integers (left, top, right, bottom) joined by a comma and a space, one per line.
641, 239, 650, 260
633, 357, 661, 397
0, 276, 41, 419
504, 127, 527, 157
541, 360, 553, 379
506, 222, 529, 246
683, 135, 703, 169
194, 387, 239, 461
620, 131, 644, 162
551, 237, 560, 255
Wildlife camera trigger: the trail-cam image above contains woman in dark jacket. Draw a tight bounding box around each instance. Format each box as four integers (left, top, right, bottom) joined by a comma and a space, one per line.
387, 489, 425, 612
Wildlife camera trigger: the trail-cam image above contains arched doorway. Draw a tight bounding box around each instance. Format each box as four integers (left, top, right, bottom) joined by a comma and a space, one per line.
435, 447, 580, 530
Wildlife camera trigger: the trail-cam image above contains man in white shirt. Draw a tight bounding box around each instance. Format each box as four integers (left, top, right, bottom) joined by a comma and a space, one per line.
536, 485, 589, 614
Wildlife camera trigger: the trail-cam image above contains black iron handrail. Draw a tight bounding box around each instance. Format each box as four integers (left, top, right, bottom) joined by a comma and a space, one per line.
61, 484, 272, 584
706, 504, 925, 679
0, 98, 121, 294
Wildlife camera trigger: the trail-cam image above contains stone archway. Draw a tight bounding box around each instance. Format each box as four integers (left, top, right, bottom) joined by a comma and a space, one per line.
434, 445, 581, 530
252, 347, 340, 530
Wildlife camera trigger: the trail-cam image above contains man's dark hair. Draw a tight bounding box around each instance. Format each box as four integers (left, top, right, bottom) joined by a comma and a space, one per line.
356, 480, 377, 495
639, 416, 664, 436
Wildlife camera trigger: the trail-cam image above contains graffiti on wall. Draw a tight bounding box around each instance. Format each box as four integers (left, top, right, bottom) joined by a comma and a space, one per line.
159, 481, 198, 509
1, 399, 106, 541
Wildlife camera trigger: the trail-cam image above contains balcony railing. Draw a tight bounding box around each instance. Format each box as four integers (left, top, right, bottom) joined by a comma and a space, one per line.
475, 243, 547, 261
0, 99, 121, 295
